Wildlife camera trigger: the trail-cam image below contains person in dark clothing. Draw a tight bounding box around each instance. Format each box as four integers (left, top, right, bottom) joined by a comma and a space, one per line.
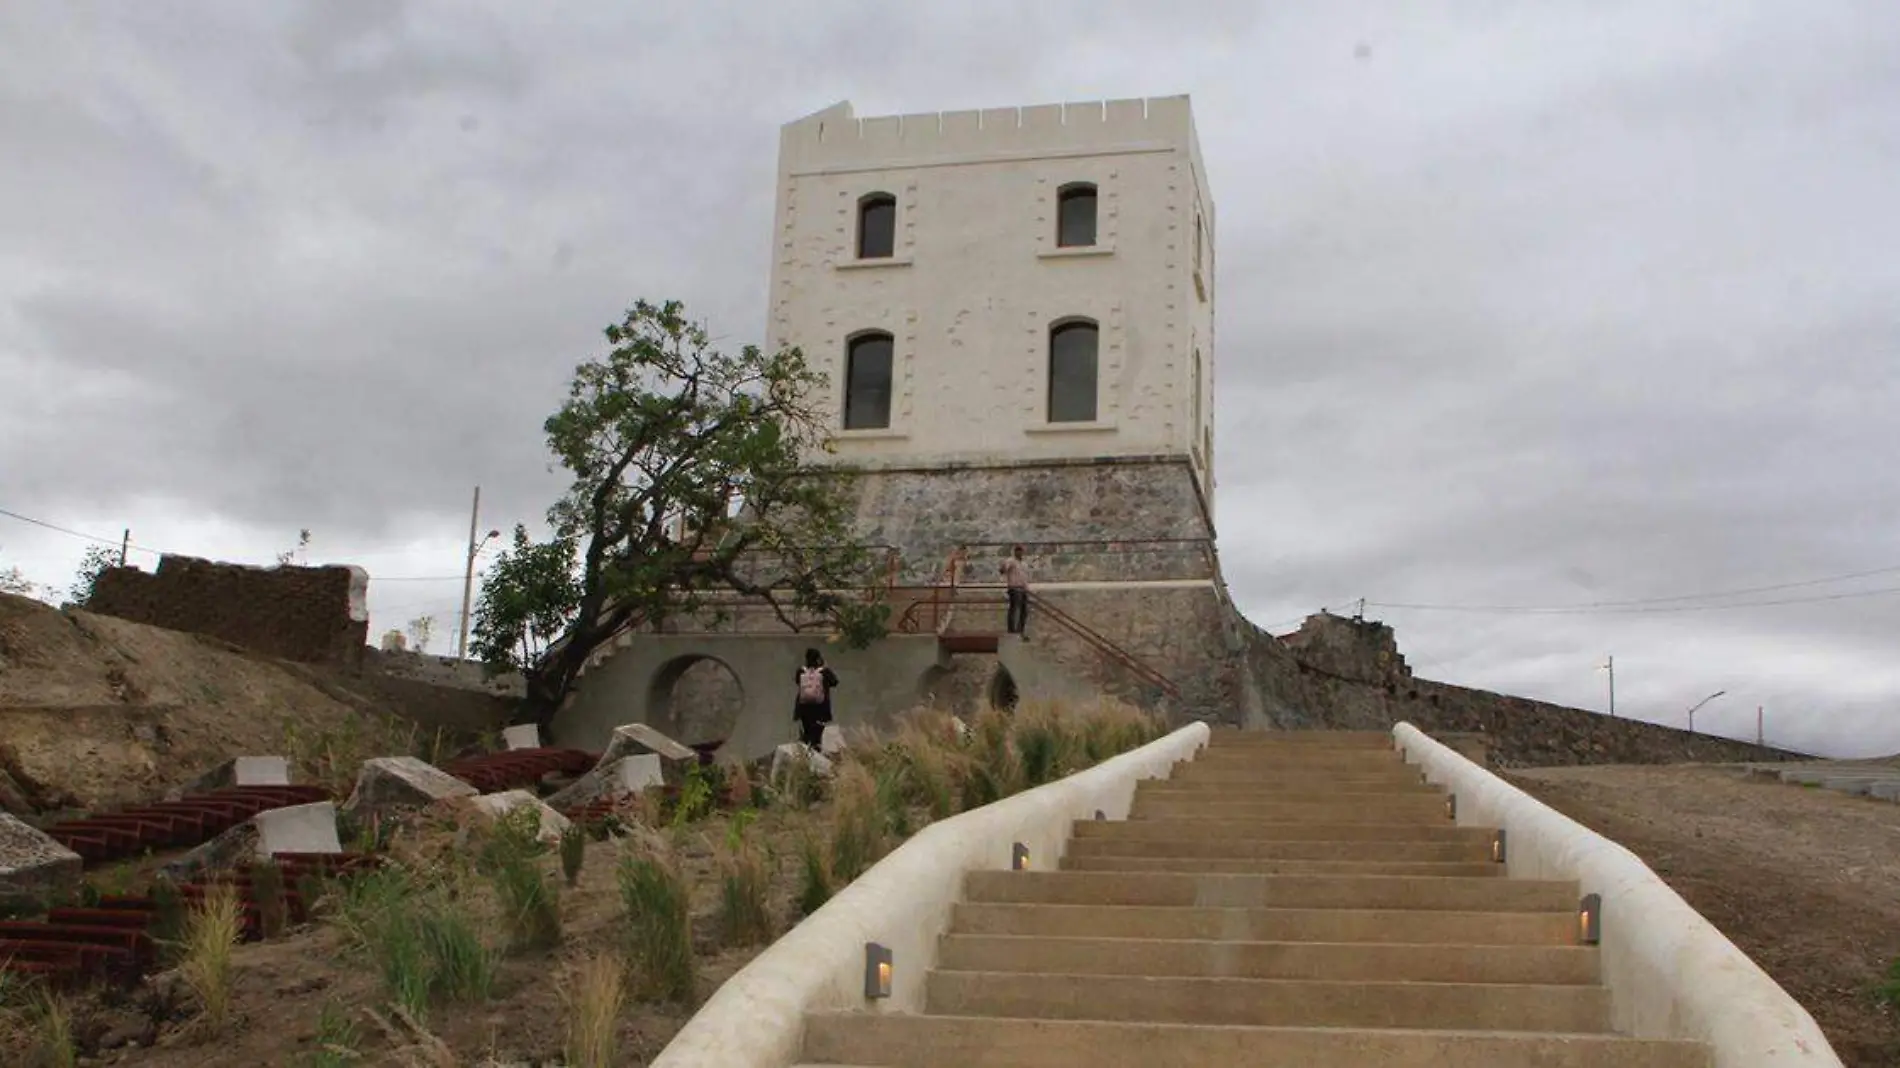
793, 647, 840, 749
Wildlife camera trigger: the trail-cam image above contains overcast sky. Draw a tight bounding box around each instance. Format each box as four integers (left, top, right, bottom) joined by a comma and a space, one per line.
3, 2, 1895, 757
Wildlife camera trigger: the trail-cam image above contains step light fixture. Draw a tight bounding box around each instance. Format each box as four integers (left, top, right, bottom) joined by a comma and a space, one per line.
1446, 793, 1457, 820
864, 942, 893, 999
1579, 893, 1602, 945
1492, 829, 1507, 863
1093, 809, 1105, 821
1012, 842, 1030, 870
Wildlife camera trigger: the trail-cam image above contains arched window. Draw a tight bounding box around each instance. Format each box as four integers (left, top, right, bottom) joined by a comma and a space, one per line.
1048, 320, 1099, 423
1057, 183, 1097, 248
844, 332, 894, 430
857, 193, 896, 259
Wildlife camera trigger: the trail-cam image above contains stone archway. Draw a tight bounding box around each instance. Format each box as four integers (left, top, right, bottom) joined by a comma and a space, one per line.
916, 659, 994, 716
988, 663, 1020, 711
647, 655, 745, 745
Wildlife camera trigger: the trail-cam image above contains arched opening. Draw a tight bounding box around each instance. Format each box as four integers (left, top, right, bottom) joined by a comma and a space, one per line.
988, 664, 1020, 712
1056, 182, 1097, 247
916, 660, 993, 717
647, 655, 745, 746
857, 192, 896, 259
844, 330, 894, 430
1048, 318, 1099, 423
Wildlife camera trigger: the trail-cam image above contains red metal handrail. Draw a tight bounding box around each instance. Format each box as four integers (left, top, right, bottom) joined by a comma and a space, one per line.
897, 587, 1181, 699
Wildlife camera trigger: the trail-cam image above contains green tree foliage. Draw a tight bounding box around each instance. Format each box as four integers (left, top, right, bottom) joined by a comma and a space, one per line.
476, 299, 889, 725
66, 545, 120, 607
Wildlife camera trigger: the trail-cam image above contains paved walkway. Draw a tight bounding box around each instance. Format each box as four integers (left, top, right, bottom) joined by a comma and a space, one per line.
1745, 759, 1900, 802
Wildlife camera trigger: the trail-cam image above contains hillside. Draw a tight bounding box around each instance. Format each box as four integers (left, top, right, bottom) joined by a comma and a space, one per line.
0, 592, 513, 814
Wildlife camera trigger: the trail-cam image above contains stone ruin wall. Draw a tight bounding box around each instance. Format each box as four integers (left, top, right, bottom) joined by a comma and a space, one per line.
86, 555, 369, 668
1242, 612, 1810, 768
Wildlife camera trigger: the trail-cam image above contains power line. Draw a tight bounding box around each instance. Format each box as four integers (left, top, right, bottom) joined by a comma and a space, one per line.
0, 507, 162, 555
1369, 583, 1900, 616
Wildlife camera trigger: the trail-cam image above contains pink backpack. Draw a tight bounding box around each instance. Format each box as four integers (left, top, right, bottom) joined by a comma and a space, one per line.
797, 666, 827, 704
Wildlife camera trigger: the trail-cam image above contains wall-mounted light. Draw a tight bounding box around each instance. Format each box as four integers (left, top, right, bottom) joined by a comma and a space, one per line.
1579, 893, 1602, 946
1491, 829, 1507, 864
1445, 793, 1457, 821
864, 942, 893, 999
1012, 842, 1030, 870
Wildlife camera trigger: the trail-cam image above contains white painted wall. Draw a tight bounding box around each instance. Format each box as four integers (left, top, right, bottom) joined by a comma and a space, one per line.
768, 98, 1216, 504
651, 720, 1212, 1067
1394, 723, 1843, 1068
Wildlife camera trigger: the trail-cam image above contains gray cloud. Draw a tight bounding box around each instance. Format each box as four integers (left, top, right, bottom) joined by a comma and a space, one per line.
3, 0, 1897, 755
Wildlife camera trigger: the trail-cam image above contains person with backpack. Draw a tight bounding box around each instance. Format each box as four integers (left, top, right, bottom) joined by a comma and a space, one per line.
793, 647, 840, 750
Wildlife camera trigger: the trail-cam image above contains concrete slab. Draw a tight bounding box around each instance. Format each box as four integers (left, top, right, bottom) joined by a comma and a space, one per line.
167, 755, 292, 799
605, 722, 698, 763
820, 723, 848, 755
470, 790, 572, 844
341, 756, 478, 819
253, 801, 343, 857
0, 813, 82, 908
502, 724, 542, 750
771, 742, 833, 782
547, 754, 664, 810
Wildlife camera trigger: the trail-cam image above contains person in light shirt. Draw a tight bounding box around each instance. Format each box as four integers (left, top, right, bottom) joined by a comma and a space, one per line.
999, 544, 1030, 640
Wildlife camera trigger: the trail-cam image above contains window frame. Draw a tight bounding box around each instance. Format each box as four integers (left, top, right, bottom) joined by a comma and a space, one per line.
856, 193, 897, 260
842, 330, 895, 431
1055, 182, 1099, 249
1046, 317, 1101, 424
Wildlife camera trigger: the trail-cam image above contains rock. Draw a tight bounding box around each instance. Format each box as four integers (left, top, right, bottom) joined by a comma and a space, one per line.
162, 822, 259, 880
547, 754, 664, 810
341, 757, 477, 820
253, 801, 342, 856
0, 813, 82, 909
820, 723, 847, 755
771, 742, 833, 783
468, 790, 572, 844
166, 756, 290, 800
92, 1010, 157, 1050
602, 723, 696, 764
501, 724, 542, 751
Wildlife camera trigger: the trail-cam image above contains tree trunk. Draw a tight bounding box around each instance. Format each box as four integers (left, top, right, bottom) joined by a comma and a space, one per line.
513, 628, 600, 729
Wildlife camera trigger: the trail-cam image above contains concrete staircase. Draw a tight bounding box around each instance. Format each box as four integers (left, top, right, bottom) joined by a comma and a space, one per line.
797, 730, 1713, 1067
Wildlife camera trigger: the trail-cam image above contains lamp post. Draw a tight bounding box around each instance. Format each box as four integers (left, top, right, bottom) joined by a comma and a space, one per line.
1686, 690, 1726, 734
1597, 656, 1616, 718
456, 485, 502, 660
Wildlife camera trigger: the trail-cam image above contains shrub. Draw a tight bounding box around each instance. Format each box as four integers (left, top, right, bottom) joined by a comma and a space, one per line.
672, 764, 718, 827
828, 762, 885, 883
795, 828, 834, 918
330, 864, 494, 1022
308, 997, 360, 1068
562, 953, 625, 1068
479, 806, 562, 952
1876, 956, 1900, 1009
149, 875, 187, 965
616, 842, 695, 1002
715, 816, 773, 947
250, 860, 289, 939
560, 822, 587, 888
30, 987, 74, 1068
181, 883, 243, 1033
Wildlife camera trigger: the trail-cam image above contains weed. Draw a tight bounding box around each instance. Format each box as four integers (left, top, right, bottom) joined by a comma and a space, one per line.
479, 806, 562, 952
30, 987, 74, 1068
1875, 956, 1900, 1009
672, 764, 717, 827
796, 829, 834, 917
616, 842, 695, 1002
251, 860, 289, 939
181, 883, 243, 1033
308, 997, 361, 1068
560, 821, 587, 887
562, 952, 625, 1068
828, 762, 885, 882
715, 818, 773, 947
330, 864, 494, 1023
150, 875, 187, 965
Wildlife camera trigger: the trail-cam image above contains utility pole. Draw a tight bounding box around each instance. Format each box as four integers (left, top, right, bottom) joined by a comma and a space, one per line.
457, 486, 480, 660
1687, 690, 1725, 733
1757, 705, 1764, 747
118, 529, 130, 567
1598, 655, 1616, 718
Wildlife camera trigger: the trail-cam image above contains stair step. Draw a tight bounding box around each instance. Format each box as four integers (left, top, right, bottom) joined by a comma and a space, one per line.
1190, 751, 1412, 771
1067, 837, 1492, 863
1168, 766, 1428, 785
1130, 795, 1452, 822
927, 971, 1611, 1032
965, 870, 1576, 912
1204, 730, 1395, 747
1074, 819, 1495, 844
801, 1014, 1713, 1068
1060, 856, 1504, 877
936, 935, 1601, 985
1147, 776, 1438, 794
951, 903, 1582, 945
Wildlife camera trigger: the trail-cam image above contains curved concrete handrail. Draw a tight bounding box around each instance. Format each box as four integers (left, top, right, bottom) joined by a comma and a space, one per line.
652, 721, 1213, 1067
1394, 722, 1843, 1067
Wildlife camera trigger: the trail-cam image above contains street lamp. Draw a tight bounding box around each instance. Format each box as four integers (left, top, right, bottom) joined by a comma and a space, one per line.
1686, 690, 1726, 733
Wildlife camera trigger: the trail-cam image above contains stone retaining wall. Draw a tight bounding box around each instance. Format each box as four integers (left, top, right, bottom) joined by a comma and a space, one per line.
87, 555, 369, 667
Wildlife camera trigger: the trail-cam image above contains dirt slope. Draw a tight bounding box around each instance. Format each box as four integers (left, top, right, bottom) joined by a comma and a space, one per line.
1511, 764, 1900, 1067
0, 593, 511, 812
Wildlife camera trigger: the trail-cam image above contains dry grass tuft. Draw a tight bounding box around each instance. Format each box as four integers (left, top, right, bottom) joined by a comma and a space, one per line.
180, 882, 243, 1033
561, 952, 626, 1068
